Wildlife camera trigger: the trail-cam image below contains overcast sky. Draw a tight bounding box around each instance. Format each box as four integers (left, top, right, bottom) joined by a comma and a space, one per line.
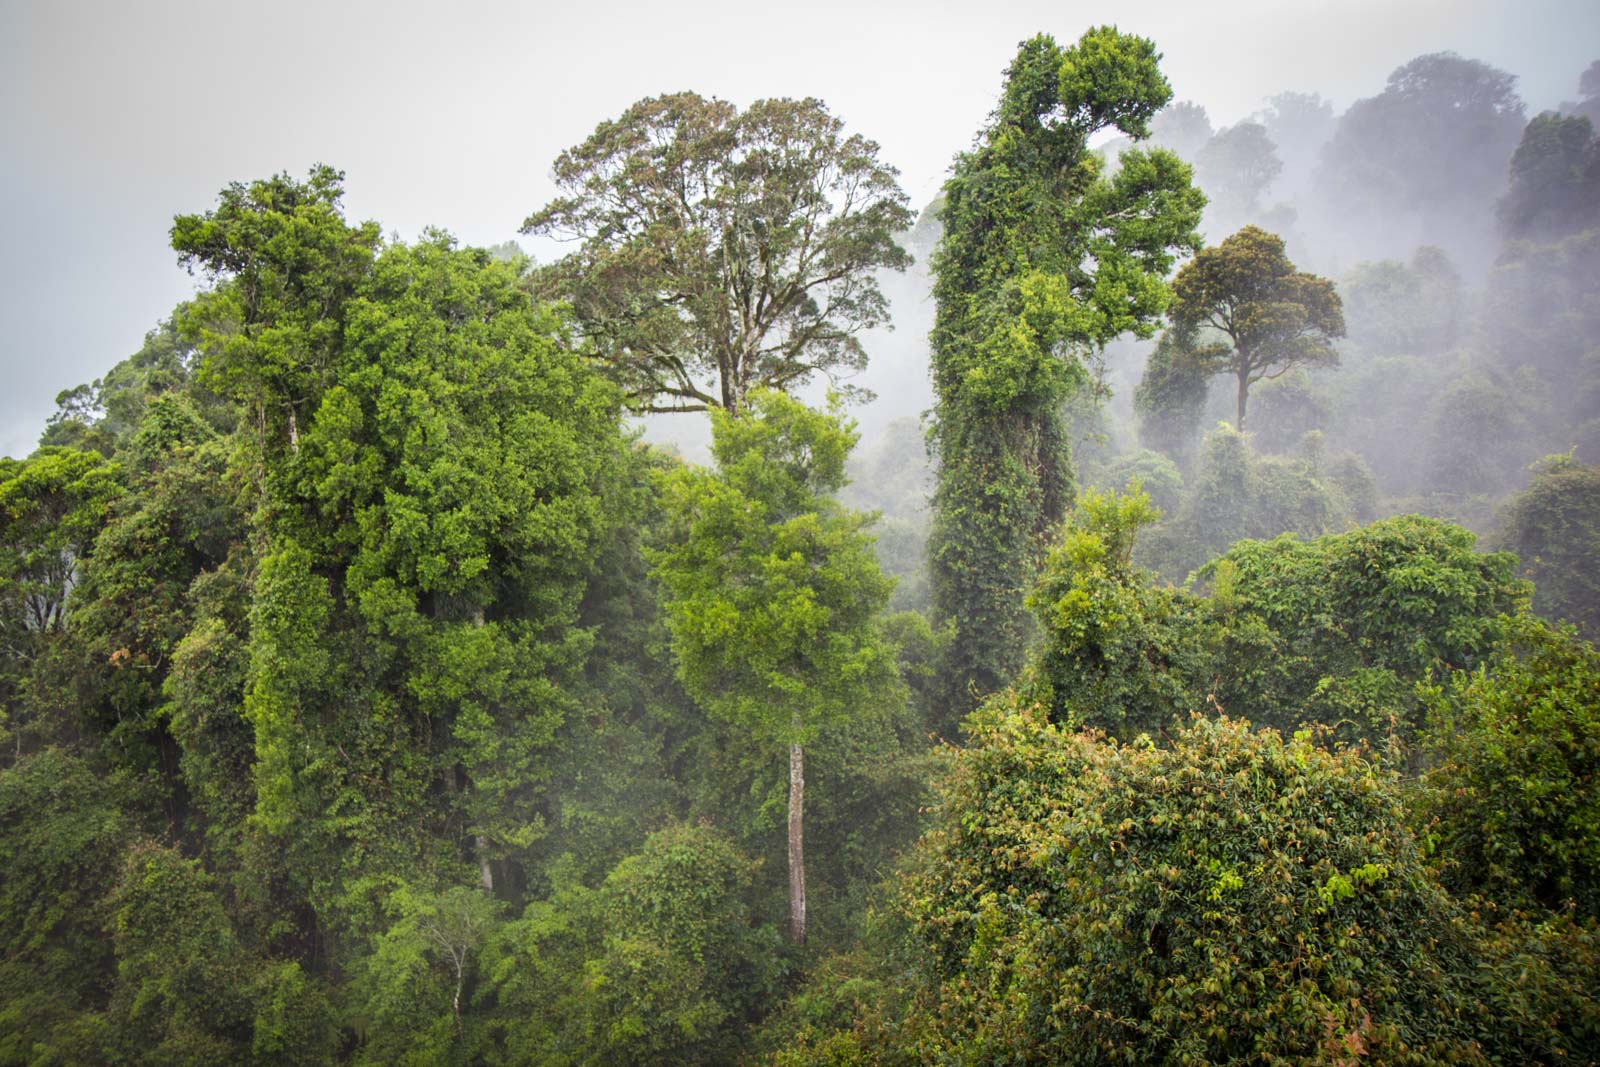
3, 0, 1596, 459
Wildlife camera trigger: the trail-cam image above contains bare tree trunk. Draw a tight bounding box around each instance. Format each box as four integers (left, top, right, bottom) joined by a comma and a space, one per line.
470, 606, 493, 895
1236, 371, 1250, 432
788, 736, 806, 945
476, 835, 494, 893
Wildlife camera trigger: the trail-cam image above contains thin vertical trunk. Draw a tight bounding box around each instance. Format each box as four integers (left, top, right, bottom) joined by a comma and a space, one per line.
476, 835, 494, 893
788, 737, 806, 945
1236, 370, 1250, 432
469, 606, 493, 894
452, 969, 464, 1037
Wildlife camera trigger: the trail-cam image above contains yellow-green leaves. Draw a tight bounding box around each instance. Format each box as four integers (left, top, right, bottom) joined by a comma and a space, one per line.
895, 709, 1489, 1063
651, 390, 900, 746
1056, 26, 1171, 138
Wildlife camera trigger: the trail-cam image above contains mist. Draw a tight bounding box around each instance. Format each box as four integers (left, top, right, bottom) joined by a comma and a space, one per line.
5, 5, 1600, 1064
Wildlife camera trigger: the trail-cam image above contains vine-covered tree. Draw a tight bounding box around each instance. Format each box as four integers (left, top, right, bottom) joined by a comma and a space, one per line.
927, 27, 1205, 712
1169, 224, 1345, 430
170, 169, 630, 943
172, 165, 380, 486
523, 94, 913, 415
887, 710, 1495, 1064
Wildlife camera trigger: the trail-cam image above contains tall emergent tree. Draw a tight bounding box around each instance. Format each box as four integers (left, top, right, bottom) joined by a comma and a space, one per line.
927, 28, 1205, 710
650, 390, 901, 943
523, 94, 914, 415
172, 165, 381, 488
1169, 225, 1344, 431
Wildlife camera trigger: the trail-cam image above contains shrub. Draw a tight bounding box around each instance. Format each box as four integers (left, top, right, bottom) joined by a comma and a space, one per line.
1417, 614, 1600, 917
894, 706, 1493, 1064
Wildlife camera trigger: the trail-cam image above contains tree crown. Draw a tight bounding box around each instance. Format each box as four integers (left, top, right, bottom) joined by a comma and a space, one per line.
1170, 225, 1344, 386
523, 93, 913, 415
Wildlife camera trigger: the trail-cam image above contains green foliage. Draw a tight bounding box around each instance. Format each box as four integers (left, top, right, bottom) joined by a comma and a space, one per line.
1097, 449, 1184, 514
1424, 368, 1542, 496
1499, 112, 1600, 240
39, 314, 213, 457
1137, 423, 1355, 580
889, 708, 1493, 1064
473, 828, 778, 1067
928, 27, 1204, 714
0, 750, 146, 1064
162, 554, 255, 866
242, 538, 336, 838
651, 389, 904, 945
1417, 614, 1600, 916
523, 93, 913, 415
1249, 372, 1330, 453
1194, 120, 1282, 220
1203, 515, 1527, 739
527, 443, 701, 889
0, 447, 122, 636
1472, 909, 1600, 1060
759, 947, 906, 1067
1169, 225, 1345, 430
1338, 248, 1461, 360
1500, 453, 1600, 639
250, 961, 336, 1067
348, 883, 503, 1065
582, 824, 780, 1066
301, 234, 628, 878
0, 448, 123, 755
1025, 485, 1203, 737
172, 165, 380, 481
167, 167, 633, 953
65, 397, 238, 763
104, 843, 258, 1065
1030, 491, 1527, 745
467, 860, 603, 1065
651, 391, 900, 745
1133, 327, 1210, 467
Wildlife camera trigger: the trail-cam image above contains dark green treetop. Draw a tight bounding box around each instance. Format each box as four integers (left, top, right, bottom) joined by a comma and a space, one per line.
1170, 225, 1344, 430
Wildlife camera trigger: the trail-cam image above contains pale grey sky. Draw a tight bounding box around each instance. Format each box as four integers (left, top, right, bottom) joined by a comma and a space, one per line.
3, 0, 1596, 458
